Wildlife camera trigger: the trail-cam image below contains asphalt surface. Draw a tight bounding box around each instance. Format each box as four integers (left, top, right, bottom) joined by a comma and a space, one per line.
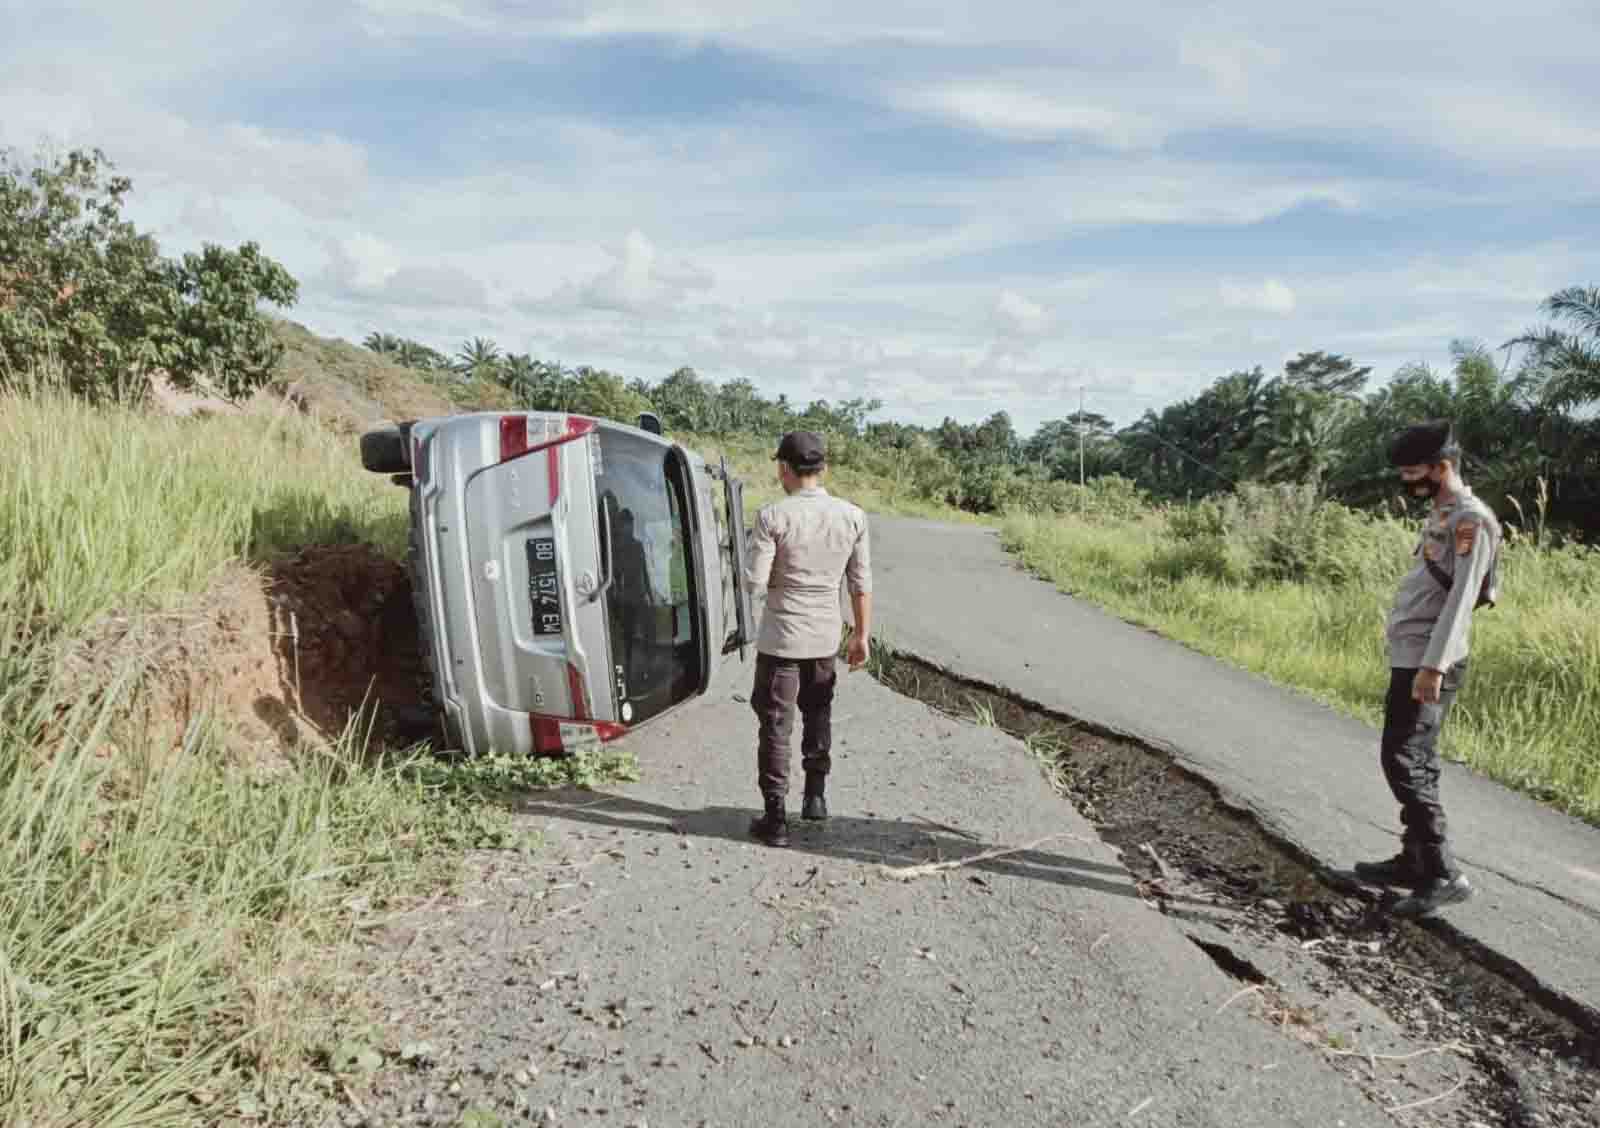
867, 515, 1600, 1035
346, 655, 1395, 1127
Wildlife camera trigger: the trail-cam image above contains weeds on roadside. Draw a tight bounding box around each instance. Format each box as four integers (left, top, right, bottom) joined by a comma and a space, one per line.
406, 746, 642, 801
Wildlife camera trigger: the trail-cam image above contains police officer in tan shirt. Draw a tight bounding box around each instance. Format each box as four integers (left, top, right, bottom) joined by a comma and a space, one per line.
743, 431, 873, 847
1352, 420, 1500, 917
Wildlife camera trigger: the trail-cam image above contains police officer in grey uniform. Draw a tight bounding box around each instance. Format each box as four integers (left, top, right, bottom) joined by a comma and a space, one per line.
1353, 420, 1500, 917
742, 432, 873, 847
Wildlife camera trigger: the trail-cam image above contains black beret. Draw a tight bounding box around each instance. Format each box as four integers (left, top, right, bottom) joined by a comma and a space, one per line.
1387, 420, 1460, 467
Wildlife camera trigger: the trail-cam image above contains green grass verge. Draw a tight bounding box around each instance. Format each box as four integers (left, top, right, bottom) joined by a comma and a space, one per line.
1000, 509, 1600, 825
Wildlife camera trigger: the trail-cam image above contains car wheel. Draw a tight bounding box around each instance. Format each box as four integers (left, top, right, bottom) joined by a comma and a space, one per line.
360, 423, 410, 474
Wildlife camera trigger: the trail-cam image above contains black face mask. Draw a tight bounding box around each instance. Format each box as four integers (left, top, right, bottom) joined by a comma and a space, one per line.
1406, 469, 1443, 499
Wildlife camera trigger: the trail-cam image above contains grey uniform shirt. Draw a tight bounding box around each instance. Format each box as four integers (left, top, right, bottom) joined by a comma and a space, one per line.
1385, 487, 1500, 671
744, 486, 872, 660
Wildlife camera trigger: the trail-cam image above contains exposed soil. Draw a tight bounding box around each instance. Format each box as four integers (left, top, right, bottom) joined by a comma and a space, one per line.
56, 542, 432, 768
868, 648, 1600, 1128
264, 542, 432, 748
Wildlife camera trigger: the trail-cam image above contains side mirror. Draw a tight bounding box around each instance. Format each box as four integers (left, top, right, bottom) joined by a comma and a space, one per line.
638, 412, 663, 435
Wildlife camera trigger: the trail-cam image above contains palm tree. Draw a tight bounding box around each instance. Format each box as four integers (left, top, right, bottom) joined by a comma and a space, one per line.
1260, 387, 1352, 491
363, 331, 401, 356
500, 353, 540, 403
453, 337, 501, 383
395, 339, 434, 370
1505, 285, 1600, 409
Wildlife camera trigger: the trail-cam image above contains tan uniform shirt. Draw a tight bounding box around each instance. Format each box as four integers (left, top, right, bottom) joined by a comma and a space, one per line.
744, 486, 872, 659
1385, 487, 1500, 671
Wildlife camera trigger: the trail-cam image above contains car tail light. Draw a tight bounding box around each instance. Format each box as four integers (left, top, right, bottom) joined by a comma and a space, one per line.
498, 415, 528, 462
498, 414, 598, 463
531, 715, 629, 755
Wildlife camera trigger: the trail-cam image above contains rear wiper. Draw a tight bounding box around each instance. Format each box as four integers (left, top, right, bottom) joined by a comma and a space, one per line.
589, 492, 616, 604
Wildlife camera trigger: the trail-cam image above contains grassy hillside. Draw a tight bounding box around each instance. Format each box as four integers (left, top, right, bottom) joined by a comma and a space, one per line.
267, 317, 521, 431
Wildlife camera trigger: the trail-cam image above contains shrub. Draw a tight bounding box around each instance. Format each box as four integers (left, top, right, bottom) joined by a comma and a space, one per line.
1161, 482, 1410, 588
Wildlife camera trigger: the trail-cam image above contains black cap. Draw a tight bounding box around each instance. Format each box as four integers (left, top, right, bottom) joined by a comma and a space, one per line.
1387, 420, 1460, 467
774, 431, 826, 471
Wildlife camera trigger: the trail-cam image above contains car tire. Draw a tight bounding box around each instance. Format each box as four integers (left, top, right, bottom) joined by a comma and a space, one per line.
360, 423, 410, 474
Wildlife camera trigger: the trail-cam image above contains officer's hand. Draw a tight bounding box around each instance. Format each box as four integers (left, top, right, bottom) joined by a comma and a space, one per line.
1412, 668, 1443, 704
846, 636, 870, 671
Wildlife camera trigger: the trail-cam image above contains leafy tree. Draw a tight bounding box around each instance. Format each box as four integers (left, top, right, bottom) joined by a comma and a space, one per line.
652, 365, 717, 431
162, 241, 299, 400
0, 146, 297, 401
1023, 413, 1120, 481
1283, 350, 1372, 398
569, 366, 652, 423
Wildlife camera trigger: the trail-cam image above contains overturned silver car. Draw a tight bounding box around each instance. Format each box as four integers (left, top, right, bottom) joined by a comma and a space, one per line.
361, 410, 755, 757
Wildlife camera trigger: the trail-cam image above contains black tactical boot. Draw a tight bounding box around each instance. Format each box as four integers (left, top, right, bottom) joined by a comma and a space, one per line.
1353, 845, 1425, 887
801, 774, 828, 822
748, 797, 790, 847
1389, 873, 1473, 918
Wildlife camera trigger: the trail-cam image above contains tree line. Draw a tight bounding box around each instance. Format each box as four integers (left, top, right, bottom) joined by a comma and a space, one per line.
365, 317, 1600, 536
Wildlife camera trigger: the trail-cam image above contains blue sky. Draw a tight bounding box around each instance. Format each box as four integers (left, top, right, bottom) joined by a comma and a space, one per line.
3, 1, 1597, 433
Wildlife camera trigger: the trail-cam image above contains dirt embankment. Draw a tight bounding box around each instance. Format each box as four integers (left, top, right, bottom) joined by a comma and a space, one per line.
59, 543, 432, 768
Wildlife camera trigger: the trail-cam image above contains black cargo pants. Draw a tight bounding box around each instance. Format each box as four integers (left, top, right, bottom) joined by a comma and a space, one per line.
751, 653, 837, 801
1380, 661, 1467, 879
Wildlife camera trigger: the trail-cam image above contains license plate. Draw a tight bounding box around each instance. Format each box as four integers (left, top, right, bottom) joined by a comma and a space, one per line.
527, 536, 562, 637
559, 722, 600, 751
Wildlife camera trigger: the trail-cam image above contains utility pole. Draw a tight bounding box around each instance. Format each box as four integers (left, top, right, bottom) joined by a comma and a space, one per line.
1078, 385, 1086, 487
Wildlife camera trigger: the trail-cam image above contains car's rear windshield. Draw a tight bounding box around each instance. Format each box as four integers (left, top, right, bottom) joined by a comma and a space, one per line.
594, 432, 703, 726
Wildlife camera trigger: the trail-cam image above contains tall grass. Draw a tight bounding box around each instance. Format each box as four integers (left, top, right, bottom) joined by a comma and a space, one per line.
1, 386, 408, 637
1002, 504, 1600, 824
0, 381, 516, 1125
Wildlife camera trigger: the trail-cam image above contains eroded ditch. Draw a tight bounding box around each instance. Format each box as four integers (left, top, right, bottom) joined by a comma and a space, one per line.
866, 645, 1600, 1128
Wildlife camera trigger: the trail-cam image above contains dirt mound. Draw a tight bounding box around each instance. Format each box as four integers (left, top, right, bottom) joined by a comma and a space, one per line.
265, 542, 429, 744
58, 543, 431, 768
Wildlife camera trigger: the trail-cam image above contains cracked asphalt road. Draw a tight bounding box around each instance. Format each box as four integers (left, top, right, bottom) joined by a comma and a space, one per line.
866, 515, 1600, 1038
342, 658, 1397, 1127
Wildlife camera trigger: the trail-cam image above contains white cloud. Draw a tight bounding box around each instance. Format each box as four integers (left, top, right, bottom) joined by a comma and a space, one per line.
1220, 279, 1297, 315
319, 234, 490, 311
533, 230, 716, 317
382, 264, 491, 310
322, 233, 404, 295
994, 290, 1050, 338
1179, 36, 1284, 95
894, 83, 1167, 149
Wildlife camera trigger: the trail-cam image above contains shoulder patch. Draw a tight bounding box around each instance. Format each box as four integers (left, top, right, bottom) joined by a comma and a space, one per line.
1456, 519, 1479, 556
